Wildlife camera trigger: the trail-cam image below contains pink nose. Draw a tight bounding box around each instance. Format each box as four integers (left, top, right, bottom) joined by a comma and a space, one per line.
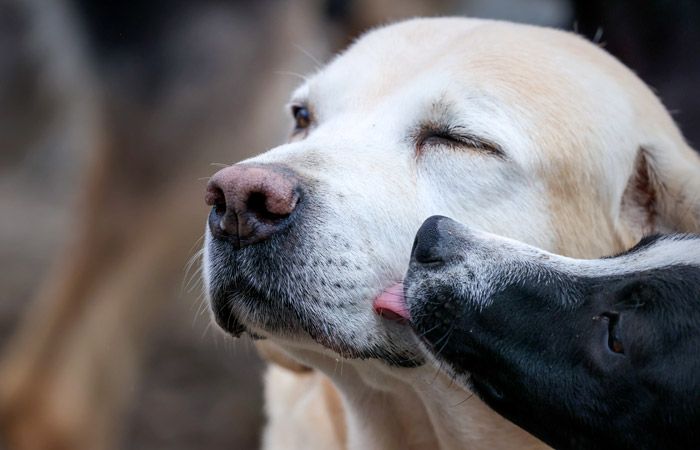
205, 164, 300, 248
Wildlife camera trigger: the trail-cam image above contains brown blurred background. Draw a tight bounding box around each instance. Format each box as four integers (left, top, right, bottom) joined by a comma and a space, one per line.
0, 0, 698, 449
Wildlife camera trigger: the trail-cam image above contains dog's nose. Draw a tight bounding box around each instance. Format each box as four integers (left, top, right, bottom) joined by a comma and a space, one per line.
411, 215, 457, 265
205, 164, 300, 248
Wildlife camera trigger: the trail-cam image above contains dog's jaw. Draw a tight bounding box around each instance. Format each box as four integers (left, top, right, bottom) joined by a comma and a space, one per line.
269, 339, 545, 450
203, 213, 426, 366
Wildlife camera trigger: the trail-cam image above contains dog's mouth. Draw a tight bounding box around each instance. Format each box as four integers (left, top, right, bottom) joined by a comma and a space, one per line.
206, 238, 423, 367
210, 281, 423, 367
209, 277, 280, 339
402, 261, 490, 375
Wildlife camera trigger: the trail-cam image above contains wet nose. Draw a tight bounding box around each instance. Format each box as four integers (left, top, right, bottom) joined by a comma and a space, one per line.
205, 164, 300, 248
411, 215, 459, 265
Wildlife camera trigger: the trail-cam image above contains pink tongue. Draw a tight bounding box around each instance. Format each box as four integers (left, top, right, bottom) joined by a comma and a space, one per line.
373, 283, 410, 322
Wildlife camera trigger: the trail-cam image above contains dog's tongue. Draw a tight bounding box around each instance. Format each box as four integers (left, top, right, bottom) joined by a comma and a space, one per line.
373, 283, 410, 322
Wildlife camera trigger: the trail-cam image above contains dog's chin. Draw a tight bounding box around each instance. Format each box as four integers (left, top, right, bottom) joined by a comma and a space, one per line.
209, 283, 424, 368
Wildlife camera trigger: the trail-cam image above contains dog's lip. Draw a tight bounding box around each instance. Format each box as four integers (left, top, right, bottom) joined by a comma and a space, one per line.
372, 282, 410, 322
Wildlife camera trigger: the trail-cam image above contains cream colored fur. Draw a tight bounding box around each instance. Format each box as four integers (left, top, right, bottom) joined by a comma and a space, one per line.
204, 18, 700, 449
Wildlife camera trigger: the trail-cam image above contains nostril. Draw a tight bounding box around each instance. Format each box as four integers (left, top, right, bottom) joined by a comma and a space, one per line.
414, 246, 444, 265
205, 186, 226, 211
208, 189, 227, 227
413, 234, 445, 265
214, 201, 226, 216
411, 235, 420, 255
246, 191, 296, 222
412, 216, 448, 265
248, 192, 277, 221
205, 185, 233, 240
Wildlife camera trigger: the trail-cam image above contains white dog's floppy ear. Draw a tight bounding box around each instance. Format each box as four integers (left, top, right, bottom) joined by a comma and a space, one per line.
621, 145, 700, 238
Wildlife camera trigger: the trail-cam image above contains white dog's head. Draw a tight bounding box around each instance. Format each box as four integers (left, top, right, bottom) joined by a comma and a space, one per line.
203, 18, 700, 373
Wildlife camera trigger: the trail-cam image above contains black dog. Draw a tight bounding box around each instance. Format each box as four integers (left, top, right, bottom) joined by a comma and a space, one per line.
403, 215, 700, 450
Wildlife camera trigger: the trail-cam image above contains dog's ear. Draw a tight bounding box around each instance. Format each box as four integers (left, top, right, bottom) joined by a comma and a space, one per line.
621, 145, 700, 240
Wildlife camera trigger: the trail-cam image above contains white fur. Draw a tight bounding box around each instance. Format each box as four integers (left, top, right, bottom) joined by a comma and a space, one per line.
432, 224, 700, 310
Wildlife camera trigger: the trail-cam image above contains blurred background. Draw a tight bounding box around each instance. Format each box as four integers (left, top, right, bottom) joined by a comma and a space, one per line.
0, 0, 698, 449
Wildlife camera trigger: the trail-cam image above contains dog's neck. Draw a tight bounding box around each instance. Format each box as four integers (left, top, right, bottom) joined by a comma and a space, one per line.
282, 346, 545, 449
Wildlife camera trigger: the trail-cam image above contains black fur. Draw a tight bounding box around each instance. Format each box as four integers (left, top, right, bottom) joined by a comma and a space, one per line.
406, 218, 700, 450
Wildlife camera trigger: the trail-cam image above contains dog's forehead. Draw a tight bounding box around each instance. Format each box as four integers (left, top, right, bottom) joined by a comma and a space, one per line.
292, 32, 463, 112
292, 18, 650, 174
496, 232, 700, 277
314, 19, 479, 96
297, 23, 475, 109
607, 235, 700, 271
296, 18, 616, 113
449, 224, 700, 268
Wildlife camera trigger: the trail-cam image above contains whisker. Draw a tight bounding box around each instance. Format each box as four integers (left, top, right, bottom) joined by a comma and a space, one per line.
452, 392, 475, 407
293, 44, 323, 69
433, 324, 456, 358
274, 70, 309, 82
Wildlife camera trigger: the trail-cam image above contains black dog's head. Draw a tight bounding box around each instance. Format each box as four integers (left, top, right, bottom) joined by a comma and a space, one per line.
405, 216, 700, 450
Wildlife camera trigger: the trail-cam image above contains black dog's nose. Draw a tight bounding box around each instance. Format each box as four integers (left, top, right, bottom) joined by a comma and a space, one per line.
412, 215, 453, 264
205, 164, 300, 249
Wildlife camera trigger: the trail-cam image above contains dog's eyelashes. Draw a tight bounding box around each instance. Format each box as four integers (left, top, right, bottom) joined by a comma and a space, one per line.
422, 132, 466, 148
415, 126, 504, 158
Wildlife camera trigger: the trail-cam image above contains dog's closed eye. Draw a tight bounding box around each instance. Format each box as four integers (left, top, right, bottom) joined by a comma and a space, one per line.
415, 124, 504, 158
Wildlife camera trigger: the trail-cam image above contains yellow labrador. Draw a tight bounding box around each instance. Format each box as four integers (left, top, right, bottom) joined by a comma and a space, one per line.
203, 18, 700, 449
